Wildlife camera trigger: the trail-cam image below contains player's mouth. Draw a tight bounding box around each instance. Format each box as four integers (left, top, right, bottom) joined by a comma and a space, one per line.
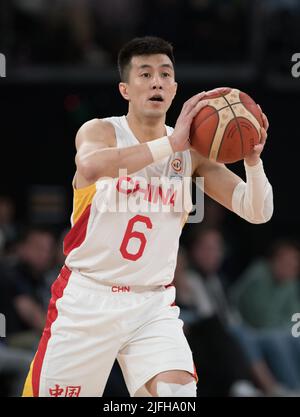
149, 94, 164, 102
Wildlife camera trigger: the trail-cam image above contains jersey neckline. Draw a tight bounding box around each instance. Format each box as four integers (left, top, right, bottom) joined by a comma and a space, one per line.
120, 115, 171, 145
120, 116, 141, 145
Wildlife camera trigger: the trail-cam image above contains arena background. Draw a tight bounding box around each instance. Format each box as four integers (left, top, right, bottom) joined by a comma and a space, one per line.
0, 0, 300, 397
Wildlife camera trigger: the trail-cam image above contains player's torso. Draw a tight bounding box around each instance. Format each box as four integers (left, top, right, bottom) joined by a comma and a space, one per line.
64, 116, 192, 287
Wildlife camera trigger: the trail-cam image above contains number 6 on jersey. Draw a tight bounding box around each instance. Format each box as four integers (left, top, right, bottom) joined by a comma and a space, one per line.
119, 215, 153, 261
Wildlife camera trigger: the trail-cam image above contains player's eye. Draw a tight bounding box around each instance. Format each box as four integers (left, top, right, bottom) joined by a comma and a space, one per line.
162, 72, 171, 77
141, 73, 151, 78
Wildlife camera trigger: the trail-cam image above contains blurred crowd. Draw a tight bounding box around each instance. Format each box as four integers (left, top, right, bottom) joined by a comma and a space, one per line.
175, 228, 300, 397
1, 193, 300, 397
0, 195, 66, 396
0, 0, 299, 70
0, 0, 248, 67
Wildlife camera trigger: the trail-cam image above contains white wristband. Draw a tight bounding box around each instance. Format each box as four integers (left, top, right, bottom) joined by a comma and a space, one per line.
147, 136, 174, 162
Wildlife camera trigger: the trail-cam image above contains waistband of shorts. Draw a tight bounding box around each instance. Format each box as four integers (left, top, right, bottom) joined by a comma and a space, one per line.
60, 265, 171, 294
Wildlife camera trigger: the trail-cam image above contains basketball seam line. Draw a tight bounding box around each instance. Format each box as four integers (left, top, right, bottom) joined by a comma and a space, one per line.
190, 100, 248, 138
217, 93, 244, 161
207, 112, 220, 161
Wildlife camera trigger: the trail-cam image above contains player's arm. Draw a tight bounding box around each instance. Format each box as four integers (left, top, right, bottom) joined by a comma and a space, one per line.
75, 93, 208, 183
75, 118, 154, 182
194, 109, 273, 224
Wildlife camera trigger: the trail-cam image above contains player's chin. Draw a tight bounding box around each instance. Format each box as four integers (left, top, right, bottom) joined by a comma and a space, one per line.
144, 108, 165, 118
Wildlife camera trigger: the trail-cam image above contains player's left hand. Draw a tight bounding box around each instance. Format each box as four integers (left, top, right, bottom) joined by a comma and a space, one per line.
244, 104, 269, 166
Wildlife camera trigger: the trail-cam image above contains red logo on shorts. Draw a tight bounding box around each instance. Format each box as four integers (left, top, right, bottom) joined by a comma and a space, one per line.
49, 384, 81, 397
65, 386, 81, 397
49, 384, 64, 397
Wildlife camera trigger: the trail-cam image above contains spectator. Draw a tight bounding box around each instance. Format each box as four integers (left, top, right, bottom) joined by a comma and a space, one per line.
174, 240, 258, 397
231, 239, 300, 329
0, 262, 33, 396
176, 228, 300, 395
2, 227, 56, 351
230, 239, 300, 391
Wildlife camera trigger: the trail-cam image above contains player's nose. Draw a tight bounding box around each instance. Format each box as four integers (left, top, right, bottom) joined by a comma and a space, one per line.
151, 74, 163, 89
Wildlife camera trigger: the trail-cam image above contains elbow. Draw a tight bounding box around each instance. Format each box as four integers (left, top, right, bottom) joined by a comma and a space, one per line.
76, 149, 116, 181
262, 207, 274, 224
248, 186, 274, 224
245, 218, 264, 225
258, 188, 274, 224
76, 156, 99, 183
247, 216, 272, 225
246, 205, 274, 225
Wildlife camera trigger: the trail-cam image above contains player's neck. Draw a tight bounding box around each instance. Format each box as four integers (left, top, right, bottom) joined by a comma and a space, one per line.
126, 112, 167, 143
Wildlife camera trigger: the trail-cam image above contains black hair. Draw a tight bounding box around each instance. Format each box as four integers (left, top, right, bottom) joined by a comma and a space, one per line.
118, 36, 175, 82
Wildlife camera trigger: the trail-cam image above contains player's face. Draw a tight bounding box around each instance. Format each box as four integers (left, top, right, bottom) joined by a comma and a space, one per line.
119, 54, 177, 118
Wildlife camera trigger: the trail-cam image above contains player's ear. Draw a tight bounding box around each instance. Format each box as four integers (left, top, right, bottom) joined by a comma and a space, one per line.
172, 82, 178, 100
119, 82, 130, 101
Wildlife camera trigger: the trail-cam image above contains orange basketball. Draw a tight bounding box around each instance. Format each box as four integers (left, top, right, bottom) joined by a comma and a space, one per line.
190, 87, 264, 163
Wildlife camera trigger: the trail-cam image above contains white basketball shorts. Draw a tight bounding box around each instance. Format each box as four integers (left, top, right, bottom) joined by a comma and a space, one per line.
23, 266, 196, 397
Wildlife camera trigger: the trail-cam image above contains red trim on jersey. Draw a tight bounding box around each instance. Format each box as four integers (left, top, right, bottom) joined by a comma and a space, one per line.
32, 265, 71, 397
193, 364, 199, 383
32, 204, 92, 395
63, 204, 91, 256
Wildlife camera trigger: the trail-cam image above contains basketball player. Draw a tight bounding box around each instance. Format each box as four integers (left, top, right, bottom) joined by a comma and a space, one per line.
23, 36, 273, 397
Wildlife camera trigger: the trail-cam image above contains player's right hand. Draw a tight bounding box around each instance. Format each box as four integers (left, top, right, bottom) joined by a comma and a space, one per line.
169, 92, 209, 152
244, 103, 269, 166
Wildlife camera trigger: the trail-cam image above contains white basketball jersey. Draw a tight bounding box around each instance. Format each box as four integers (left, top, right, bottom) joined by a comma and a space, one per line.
64, 116, 193, 287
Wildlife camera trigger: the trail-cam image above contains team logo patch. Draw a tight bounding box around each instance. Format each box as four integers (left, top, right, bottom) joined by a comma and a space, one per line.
171, 158, 182, 173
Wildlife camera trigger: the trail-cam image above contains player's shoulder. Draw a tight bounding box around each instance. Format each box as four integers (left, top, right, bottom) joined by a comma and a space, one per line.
75, 118, 116, 149
77, 118, 115, 137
